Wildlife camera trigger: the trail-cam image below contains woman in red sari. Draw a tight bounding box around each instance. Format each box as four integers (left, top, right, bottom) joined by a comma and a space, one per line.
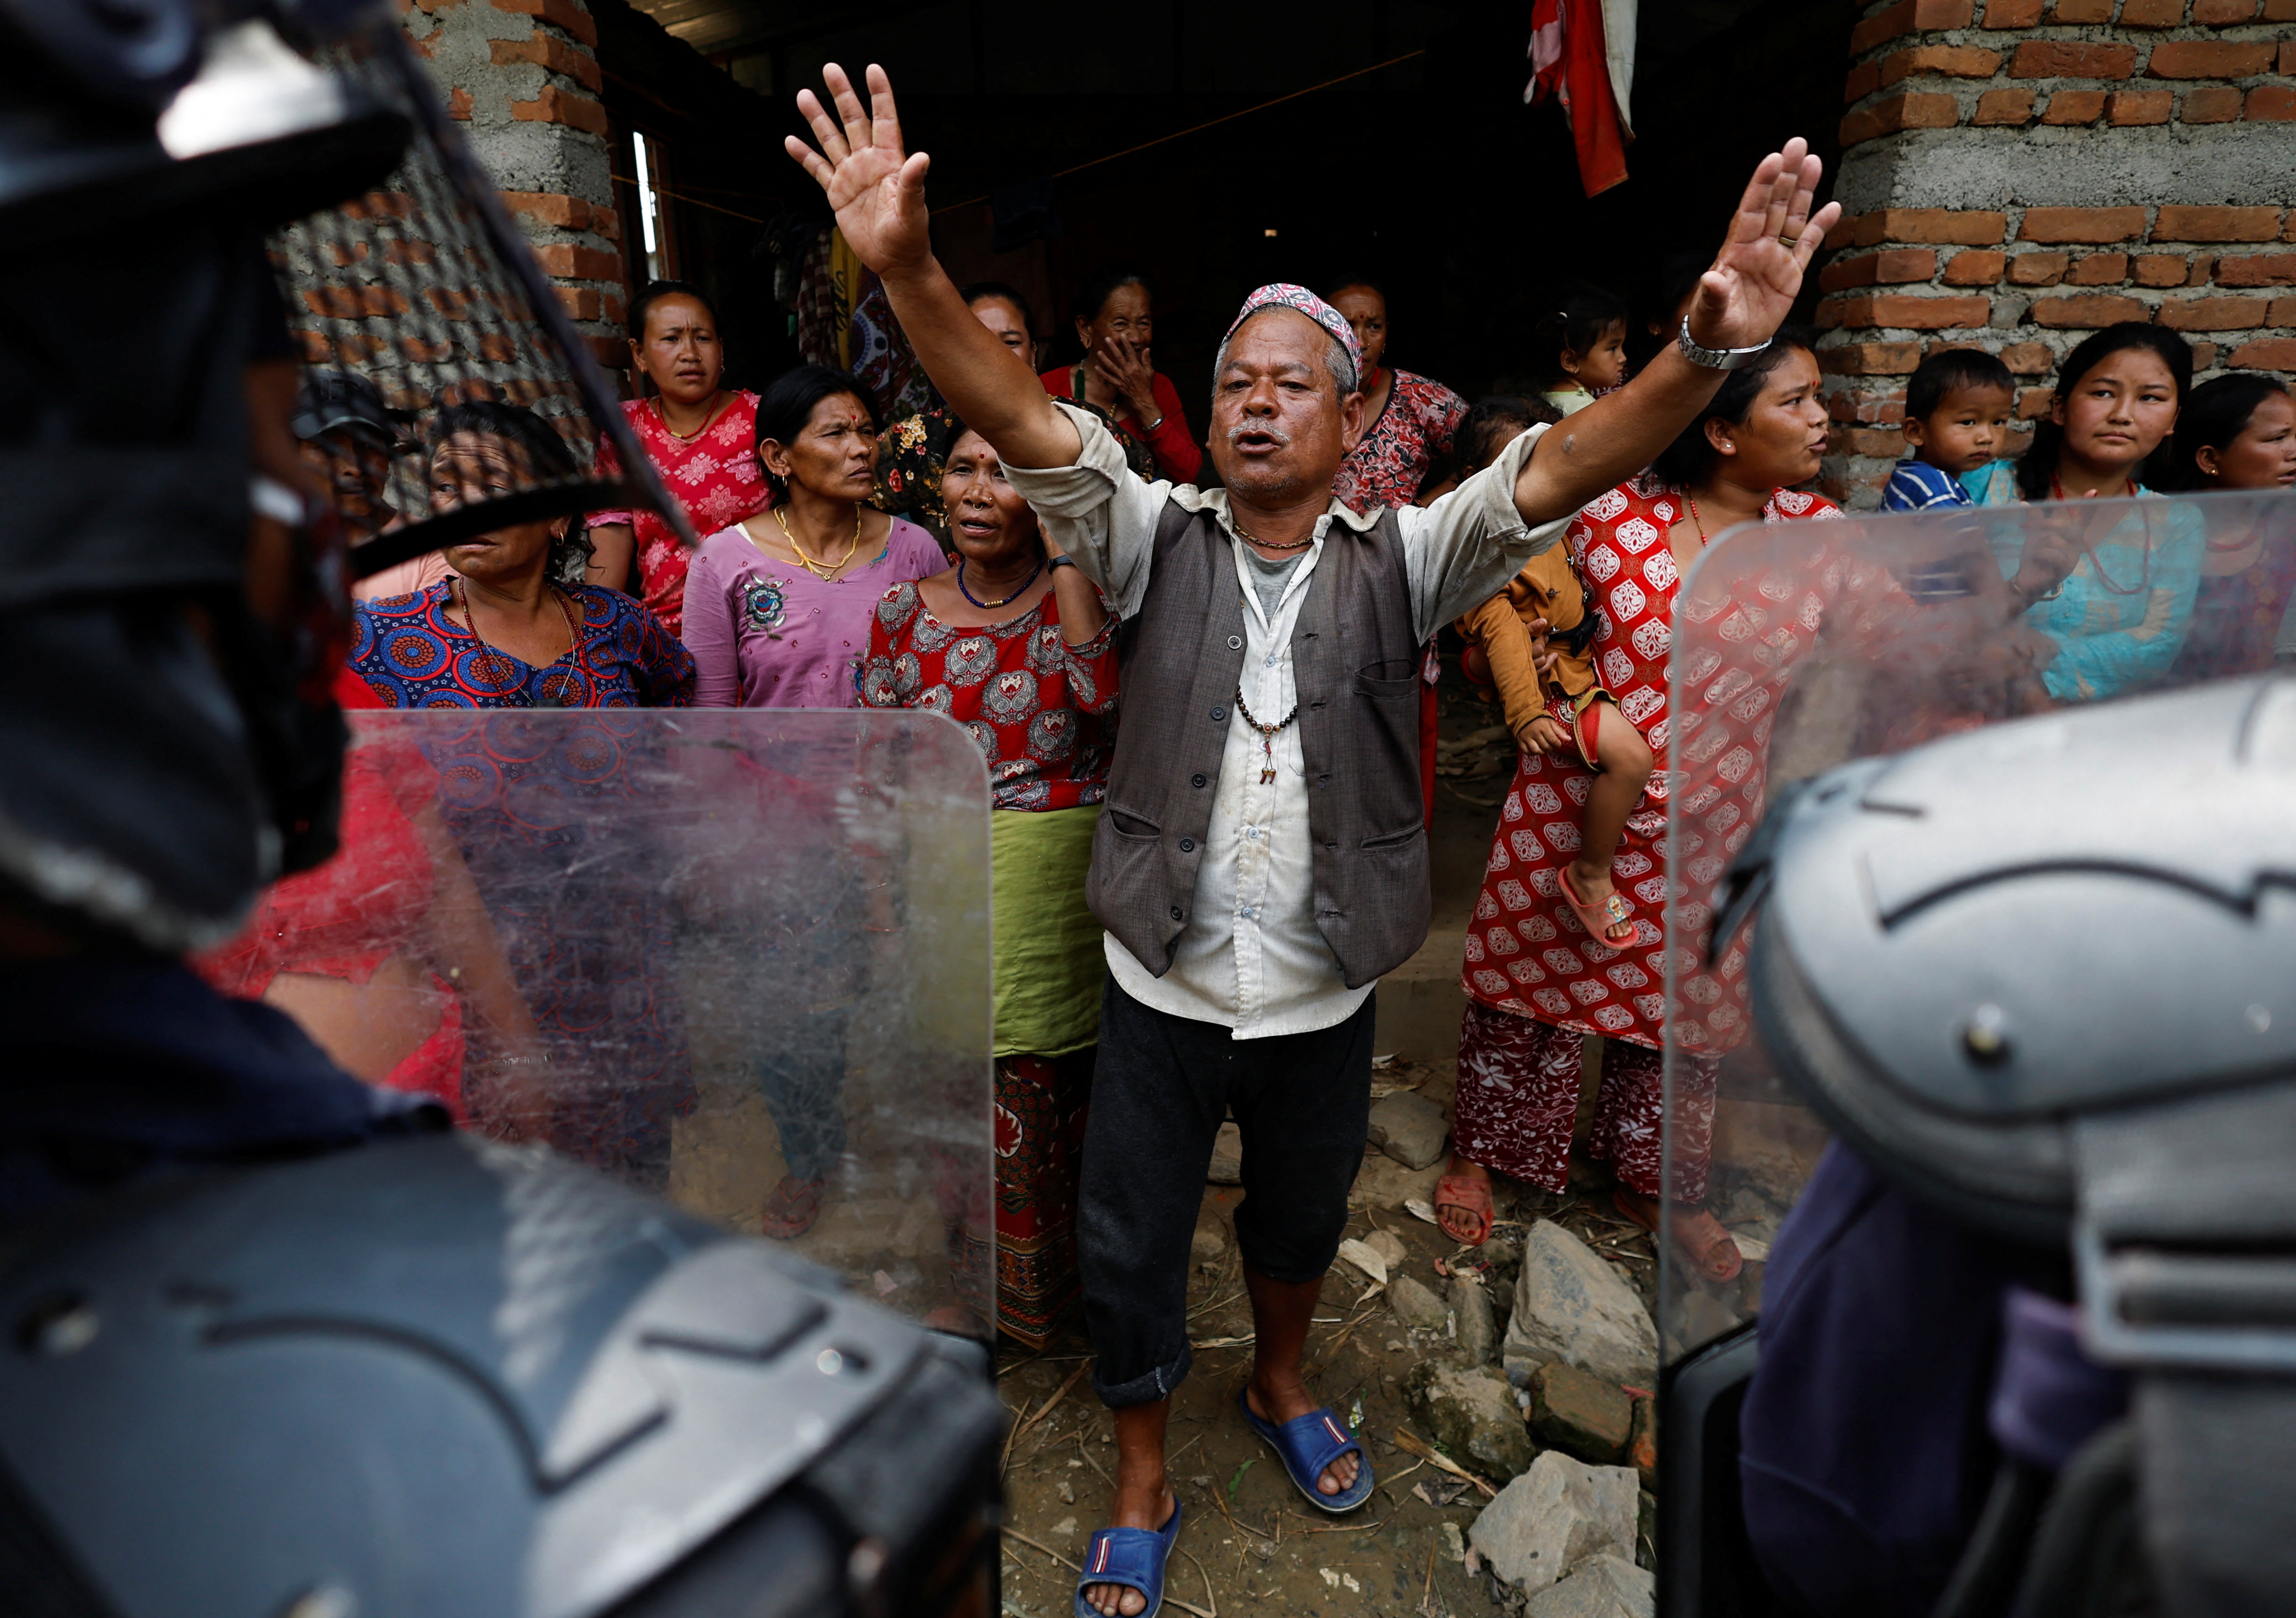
588, 281, 770, 637
1438, 335, 1844, 1279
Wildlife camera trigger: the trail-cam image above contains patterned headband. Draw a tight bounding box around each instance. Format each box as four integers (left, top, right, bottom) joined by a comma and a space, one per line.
1221, 283, 1364, 391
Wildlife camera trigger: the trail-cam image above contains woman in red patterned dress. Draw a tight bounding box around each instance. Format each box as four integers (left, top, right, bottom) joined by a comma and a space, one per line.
587, 281, 770, 637
1438, 336, 1839, 1280
860, 417, 1120, 1345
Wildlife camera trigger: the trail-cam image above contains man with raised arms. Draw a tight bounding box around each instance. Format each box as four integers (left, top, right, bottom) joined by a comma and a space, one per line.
787, 65, 1838, 1618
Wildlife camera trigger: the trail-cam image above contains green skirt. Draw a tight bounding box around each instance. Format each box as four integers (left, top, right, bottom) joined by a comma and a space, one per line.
991, 804, 1103, 1058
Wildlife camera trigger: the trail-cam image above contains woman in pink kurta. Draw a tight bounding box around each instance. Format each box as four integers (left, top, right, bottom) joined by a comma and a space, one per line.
1442, 338, 1856, 1279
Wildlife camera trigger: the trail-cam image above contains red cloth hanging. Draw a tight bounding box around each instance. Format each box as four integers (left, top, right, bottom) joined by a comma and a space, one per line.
1526, 0, 1630, 199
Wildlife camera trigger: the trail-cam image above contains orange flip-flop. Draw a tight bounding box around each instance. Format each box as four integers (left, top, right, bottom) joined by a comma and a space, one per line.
1614, 1189, 1743, 1284
1559, 864, 1638, 948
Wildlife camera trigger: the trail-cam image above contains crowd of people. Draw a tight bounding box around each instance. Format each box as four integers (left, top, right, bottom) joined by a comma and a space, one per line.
245, 60, 2296, 1618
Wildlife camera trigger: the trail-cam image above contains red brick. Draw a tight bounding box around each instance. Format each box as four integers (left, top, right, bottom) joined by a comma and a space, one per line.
2119, 0, 2186, 21
510, 87, 609, 137
2191, 343, 2220, 369
447, 85, 473, 121
1824, 213, 1864, 250
2043, 90, 2109, 123
1841, 427, 1908, 458
1975, 87, 2037, 123
1867, 208, 2012, 245
494, 0, 599, 47
1880, 45, 2003, 83
2192, 0, 2257, 17
1819, 341, 1926, 374
2146, 40, 2275, 77
585, 336, 627, 369
500, 190, 591, 231
2265, 295, 2296, 324
2017, 385, 2056, 418
2158, 295, 2273, 329
1822, 293, 1993, 329
1983, 0, 2044, 21
1944, 248, 2008, 285
2134, 253, 2195, 285
2180, 85, 2244, 120
1845, 61, 1882, 103
2011, 40, 2137, 78
2000, 341, 2056, 374
2216, 253, 2296, 285
2030, 293, 2150, 326
555, 286, 605, 321
2248, 86, 2296, 119
2069, 253, 2130, 284
590, 206, 620, 242
2280, 39, 2296, 73
2268, 0, 2296, 17
532, 242, 624, 281
2050, 0, 2113, 17
604, 291, 627, 326
1850, 0, 1916, 54
2022, 207, 2148, 243
1827, 388, 1907, 422
490, 35, 602, 93
2155, 205, 2282, 241
2010, 251, 2073, 284
2108, 89, 2174, 123
1842, 92, 1962, 145
302, 285, 409, 319
1820, 248, 1940, 291
2228, 337, 2296, 369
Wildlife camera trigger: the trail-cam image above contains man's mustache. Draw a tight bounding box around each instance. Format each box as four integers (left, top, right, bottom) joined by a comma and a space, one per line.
1225, 420, 1294, 446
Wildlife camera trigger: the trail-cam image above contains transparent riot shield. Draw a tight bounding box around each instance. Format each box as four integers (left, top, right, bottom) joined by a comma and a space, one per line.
195, 707, 993, 1333
1651, 489, 2295, 1609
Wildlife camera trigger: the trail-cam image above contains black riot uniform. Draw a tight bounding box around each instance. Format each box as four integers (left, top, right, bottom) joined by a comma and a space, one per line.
0, 6, 1002, 1614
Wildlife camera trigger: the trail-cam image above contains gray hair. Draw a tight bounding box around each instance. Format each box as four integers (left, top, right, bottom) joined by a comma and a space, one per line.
1210, 308, 1360, 410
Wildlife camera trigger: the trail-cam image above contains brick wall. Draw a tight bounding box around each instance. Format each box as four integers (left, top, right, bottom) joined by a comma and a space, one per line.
1819, 0, 2296, 504
401, 0, 627, 368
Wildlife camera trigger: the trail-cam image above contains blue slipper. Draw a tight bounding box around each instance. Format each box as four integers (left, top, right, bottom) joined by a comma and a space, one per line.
1073, 1497, 1182, 1618
1237, 1389, 1375, 1513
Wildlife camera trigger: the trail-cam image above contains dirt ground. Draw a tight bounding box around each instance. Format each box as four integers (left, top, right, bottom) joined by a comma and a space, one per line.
992, 1054, 1661, 1618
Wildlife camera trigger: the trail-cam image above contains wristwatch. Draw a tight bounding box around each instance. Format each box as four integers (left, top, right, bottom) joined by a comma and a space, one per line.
1046, 555, 1078, 572
1677, 316, 1771, 372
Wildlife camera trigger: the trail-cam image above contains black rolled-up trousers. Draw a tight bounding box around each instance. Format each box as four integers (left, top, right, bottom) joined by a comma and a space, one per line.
1079, 976, 1375, 1409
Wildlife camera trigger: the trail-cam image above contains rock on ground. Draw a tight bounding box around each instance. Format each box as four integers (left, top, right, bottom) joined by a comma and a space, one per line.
1352, 1149, 1444, 1211
1403, 1362, 1537, 1483
1367, 1091, 1450, 1170
1191, 1220, 1230, 1275
1523, 1553, 1654, 1618
1364, 1228, 1408, 1271
1528, 1362, 1632, 1462
1208, 1121, 1243, 1185
1451, 1274, 1497, 1366
1388, 1273, 1450, 1333
1504, 1220, 1659, 1390
1469, 1451, 1640, 1594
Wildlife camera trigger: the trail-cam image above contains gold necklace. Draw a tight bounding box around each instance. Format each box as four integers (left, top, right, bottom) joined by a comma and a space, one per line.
653, 390, 723, 442
773, 502, 863, 581
454, 576, 577, 670
1232, 519, 1313, 553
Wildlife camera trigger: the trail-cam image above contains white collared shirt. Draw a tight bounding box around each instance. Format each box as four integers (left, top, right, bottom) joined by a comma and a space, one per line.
1006, 401, 1566, 1038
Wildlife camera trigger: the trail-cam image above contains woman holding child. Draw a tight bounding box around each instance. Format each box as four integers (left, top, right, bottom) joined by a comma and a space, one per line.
1439, 335, 1844, 1281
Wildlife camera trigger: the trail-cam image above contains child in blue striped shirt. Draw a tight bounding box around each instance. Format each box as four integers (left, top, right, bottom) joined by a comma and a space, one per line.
1883, 348, 2015, 511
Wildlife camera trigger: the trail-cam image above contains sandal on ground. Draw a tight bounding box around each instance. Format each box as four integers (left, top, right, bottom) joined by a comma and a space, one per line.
1074, 1497, 1182, 1618
1435, 1172, 1495, 1247
760, 1174, 827, 1240
1613, 1188, 1742, 1284
1238, 1388, 1374, 1514
1559, 864, 1639, 948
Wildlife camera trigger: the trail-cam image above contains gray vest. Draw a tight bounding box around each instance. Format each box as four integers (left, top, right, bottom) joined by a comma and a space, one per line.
1086, 499, 1430, 990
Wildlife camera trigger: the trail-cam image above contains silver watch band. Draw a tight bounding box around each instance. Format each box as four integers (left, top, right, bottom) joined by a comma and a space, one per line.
1676, 316, 1771, 372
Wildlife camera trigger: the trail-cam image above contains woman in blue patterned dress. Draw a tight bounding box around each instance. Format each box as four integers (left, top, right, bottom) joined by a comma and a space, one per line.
349, 401, 697, 1186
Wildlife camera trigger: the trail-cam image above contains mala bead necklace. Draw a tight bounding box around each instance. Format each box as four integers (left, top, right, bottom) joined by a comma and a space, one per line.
1234, 683, 1299, 785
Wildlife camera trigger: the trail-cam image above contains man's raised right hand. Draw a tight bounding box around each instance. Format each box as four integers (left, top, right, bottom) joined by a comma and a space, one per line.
784, 63, 931, 279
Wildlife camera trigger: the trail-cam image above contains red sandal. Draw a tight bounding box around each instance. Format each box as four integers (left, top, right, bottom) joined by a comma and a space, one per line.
761, 1174, 827, 1240
1559, 864, 1639, 948
1613, 1188, 1742, 1284
1435, 1173, 1495, 1247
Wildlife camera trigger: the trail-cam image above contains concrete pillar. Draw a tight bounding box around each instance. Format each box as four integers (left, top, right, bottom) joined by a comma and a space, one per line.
1818, 0, 2296, 506
402, 0, 627, 367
